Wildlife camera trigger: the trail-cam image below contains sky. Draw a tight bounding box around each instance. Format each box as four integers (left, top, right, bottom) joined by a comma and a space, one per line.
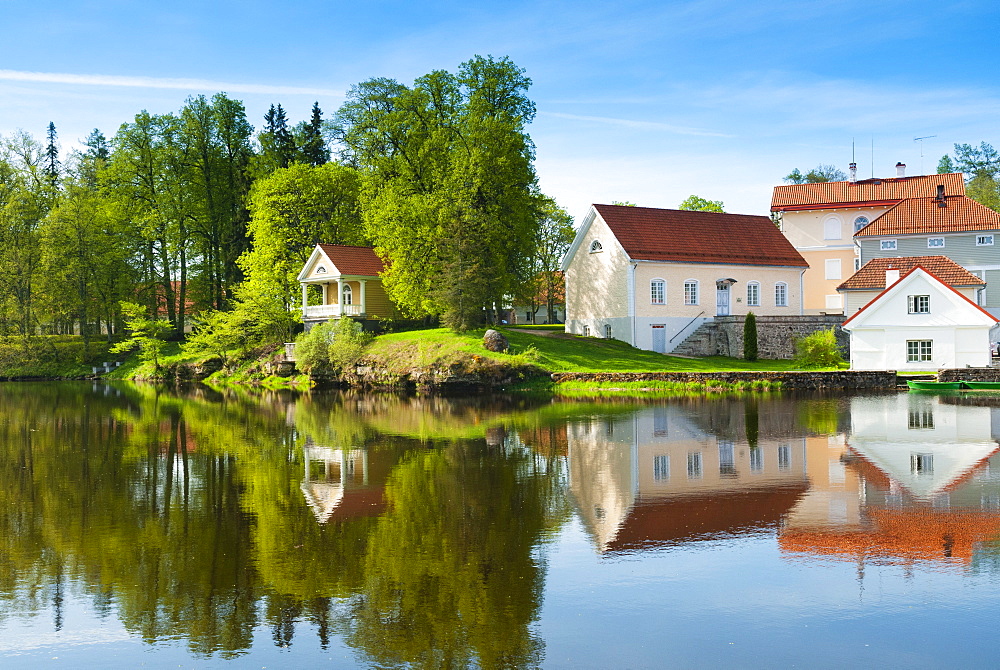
1, 0, 999, 220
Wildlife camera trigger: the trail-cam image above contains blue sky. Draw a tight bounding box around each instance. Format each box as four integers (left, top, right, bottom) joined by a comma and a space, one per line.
2, 0, 998, 218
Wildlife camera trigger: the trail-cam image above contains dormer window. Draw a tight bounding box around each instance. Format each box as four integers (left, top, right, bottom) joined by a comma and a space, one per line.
589, 240, 603, 253
317, 266, 327, 273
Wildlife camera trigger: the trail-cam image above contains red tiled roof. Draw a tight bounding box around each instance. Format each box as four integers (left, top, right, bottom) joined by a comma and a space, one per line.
771, 173, 966, 211
837, 256, 985, 291
593, 204, 808, 267
855, 196, 1000, 236
317, 244, 385, 276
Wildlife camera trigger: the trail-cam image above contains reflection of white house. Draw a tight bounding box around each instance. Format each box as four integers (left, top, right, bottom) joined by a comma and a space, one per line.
841, 266, 998, 370
297, 244, 396, 328
300, 443, 384, 524
565, 404, 809, 553
561, 205, 809, 353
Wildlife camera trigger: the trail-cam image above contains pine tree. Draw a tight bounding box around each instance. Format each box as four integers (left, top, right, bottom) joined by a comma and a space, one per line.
299, 102, 328, 166
743, 312, 758, 361
44, 122, 60, 189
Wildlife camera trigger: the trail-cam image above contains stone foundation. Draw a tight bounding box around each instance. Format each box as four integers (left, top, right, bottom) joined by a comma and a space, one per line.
679, 315, 848, 359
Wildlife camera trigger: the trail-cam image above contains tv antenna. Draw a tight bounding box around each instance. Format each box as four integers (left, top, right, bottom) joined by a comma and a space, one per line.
914, 135, 936, 174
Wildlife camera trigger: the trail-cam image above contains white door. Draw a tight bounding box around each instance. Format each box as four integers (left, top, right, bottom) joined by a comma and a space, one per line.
716, 285, 730, 316
652, 324, 666, 353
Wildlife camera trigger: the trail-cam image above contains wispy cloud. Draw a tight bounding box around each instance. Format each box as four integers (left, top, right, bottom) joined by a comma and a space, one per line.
539, 111, 734, 137
0, 69, 343, 97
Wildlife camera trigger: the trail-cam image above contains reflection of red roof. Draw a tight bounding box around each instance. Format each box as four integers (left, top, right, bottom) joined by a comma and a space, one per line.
771, 173, 965, 211
781, 508, 1000, 565
857, 196, 1000, 236
327, 487, 385, 523
837, 256, 984, 291
604, 484, 809, 553
317, 244, 385, 276
593, 204, 807, 267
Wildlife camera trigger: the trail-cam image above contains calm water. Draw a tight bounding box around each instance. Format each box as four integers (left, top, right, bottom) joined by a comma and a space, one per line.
2, 383, 1000, 668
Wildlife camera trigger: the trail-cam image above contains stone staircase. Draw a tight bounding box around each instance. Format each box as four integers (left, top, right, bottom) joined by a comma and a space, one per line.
669, 321, 720, 357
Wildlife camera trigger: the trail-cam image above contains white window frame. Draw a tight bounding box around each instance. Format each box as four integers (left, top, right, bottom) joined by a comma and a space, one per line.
977, 234, 995, 246
650, 278, 665, 305
881, 239, 897, 251
684, 280, 699, 305
906, 339, 933, 362
774, 282, 788, 307
823, 216, 842, 240
907, 295, 930, 314
927, 237, 945, 248
342, 284, 353, 305
824, 258, 842, 280
746, 281, 760, 307
589, 240, 603, 253
604, 324, 612, 339
853, 215, 870, 232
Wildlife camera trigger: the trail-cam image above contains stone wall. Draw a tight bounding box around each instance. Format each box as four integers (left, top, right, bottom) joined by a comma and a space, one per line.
551, 370, 897, 390
938, 368, 1000, 382
701, 315, 848, 359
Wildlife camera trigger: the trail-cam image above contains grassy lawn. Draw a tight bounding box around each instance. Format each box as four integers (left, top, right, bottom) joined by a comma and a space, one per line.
369, 327, 837, 373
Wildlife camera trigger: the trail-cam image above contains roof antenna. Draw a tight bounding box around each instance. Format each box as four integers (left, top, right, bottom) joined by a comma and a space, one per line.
871, 135, 875, 178
914, 135, 936, 175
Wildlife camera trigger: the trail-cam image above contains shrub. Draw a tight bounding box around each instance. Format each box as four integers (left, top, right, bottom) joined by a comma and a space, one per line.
743, 312, 758, 361
794, 328, 845, 368
294, 319, 372, 374
110, 302, 173, 369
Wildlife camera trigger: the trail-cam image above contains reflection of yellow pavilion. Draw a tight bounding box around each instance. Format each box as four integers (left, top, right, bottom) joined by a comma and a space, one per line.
300, 443, 385, 524
565, 401, 811, 554
780, 394, 1000, 566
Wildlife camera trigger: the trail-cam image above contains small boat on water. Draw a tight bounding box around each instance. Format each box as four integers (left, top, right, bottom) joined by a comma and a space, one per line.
907, 380, 966, 391
906, 380, 1000, 391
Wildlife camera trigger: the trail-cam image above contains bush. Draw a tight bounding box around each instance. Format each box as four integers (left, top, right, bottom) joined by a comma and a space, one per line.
294, 319, 373, 374
743, 312, 758, 361
794, 328, 845, 368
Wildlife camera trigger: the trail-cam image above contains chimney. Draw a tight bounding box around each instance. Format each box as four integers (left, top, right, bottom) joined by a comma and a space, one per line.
849, 162, 857, 183
885, 267, 900, 287
896, 162, 906, 177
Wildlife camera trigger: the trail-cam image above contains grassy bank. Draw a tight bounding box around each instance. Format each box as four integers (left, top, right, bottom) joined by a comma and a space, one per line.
0, 336, 117, 378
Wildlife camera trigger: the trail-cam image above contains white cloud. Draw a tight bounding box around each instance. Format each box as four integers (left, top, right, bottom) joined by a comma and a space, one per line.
539, 111, 735, 137
0, 69, 344, 98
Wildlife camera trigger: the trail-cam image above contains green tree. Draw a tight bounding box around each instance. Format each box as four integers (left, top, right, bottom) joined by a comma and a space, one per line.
297, 102, 328, 167
253, 104, 297, 177
110, 301, 173, 368
939, 142, 1000, 211
336, 55, 540, 331
679, 194, 725, 212
743, 311, 758, 361
610, 200, 636, 206
937, 154, 956, 174
794, 328, 846, 368
44, 122, 60, 190
783, 164, 846, 184
517, 196, 574, 323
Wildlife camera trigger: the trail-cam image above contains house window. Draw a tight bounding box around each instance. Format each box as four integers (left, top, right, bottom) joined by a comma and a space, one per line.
342, 284, 353, 305
747, 281, 760, 306
881, 239, 897, 251
907, 339, 933, 362
653, 454, 670, 482
686, 452, 703, 479
911, 453, 934, 475
650, 279, 665, 304
854, 257, 861, 271
777, 444, 791, 470
907, 295, 930, 313
604, 324, 612, 339
927, 237, 945, 248
589, 240, 603, 253
583, 325, 591, 337
908, 411, 934, 429
775, 282, 788, 307
719, 440, 736, 476
684, 280, 699, 305
750, 447, 763, 473
823, 216, 842, 240
824, 258, 842, 280
977, 235, 995, 246
853, 216, 870, 232
316, 266, 327, 273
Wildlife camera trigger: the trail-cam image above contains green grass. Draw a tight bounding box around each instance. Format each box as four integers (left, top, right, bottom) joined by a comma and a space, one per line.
0, 335, 118, 378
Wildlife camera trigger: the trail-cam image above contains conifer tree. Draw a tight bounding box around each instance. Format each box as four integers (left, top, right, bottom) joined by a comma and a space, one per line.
44, 122, 60, 189
299, 102, 328, 166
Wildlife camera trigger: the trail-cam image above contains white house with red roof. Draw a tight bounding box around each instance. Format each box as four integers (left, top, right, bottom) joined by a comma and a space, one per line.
841, 265, 998, 370
772, 164, 967, 315
561, 204, 808, 353
296, 244, 396, 328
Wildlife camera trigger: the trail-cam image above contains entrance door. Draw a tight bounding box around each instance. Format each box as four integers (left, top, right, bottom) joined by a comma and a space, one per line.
716, 285, 730, 316
651, 324, 666, 353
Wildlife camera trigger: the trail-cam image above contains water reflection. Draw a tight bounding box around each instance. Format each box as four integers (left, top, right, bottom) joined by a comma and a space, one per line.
4, 383, 1000, 665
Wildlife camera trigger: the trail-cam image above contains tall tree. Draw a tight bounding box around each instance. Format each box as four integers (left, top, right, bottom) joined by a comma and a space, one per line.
336, 55, 540, 331
939, 141, 1000, 211
783, 164, 846, 184
44, 122, 60, 190
297, 102, 328, 167
254, 104, 297, 177
516, 196, 574, 323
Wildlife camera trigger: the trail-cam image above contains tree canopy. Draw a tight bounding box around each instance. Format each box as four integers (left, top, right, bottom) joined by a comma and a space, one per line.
679, 195, 725, 212
783, 164, 847, 184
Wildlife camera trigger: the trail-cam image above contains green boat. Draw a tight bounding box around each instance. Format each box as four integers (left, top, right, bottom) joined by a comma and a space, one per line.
907, 380, 966, 391
960, 381, 1000, 390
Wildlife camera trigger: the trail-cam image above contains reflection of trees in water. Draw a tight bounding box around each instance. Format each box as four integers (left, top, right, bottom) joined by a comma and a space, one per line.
0, 383, 568, 662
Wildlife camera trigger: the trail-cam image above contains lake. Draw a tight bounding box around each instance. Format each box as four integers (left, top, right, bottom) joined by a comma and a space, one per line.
1, 382, 1000, 668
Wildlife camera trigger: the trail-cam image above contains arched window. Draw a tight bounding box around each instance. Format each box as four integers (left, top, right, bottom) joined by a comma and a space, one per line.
746, 281, 760, 307
650, 279, 665, 304
589, 240, 603, 253
342, 284, 353, 305
684, 280, 699, 305
853, 216, 869, 232
823, 216, 842, 240
316, 266, 327, 273
775, 282, 788, 307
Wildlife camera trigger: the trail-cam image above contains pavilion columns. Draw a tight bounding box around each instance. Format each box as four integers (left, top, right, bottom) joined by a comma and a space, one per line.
360, 279, 367, 316
337, 278, 345, 317
301, 283, 309, 313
